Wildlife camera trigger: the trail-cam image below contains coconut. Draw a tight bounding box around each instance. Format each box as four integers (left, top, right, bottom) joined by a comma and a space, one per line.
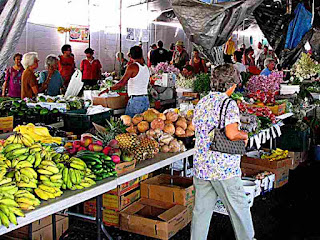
132, 114, 143, 125
175, 127, 186, 136
165, 111, 178, 122
163, 123, 175, 135
176, 119, 187, 130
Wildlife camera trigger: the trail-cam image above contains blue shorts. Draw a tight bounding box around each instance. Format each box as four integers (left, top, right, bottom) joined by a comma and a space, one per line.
125, 96, 150, 117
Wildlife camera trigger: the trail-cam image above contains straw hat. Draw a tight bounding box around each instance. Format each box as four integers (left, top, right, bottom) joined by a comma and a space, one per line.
175, 40, 184, 47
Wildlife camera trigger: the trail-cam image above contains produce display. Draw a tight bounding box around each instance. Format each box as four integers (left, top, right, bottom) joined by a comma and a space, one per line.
194, 73, 211, 95
175, 74, 196, 90
120, 108, 194, 153
291, 53, 320, 81
0, 128, 97, 228
261, 148, 289, 161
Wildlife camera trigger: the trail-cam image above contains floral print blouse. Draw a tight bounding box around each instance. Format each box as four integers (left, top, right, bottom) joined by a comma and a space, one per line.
193, 91, 241, 180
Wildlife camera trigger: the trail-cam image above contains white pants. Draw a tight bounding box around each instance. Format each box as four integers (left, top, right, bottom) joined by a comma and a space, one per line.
191, 176, 255, 240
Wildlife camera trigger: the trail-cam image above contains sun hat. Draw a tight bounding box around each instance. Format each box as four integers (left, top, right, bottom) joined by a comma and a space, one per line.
175, 40, 184, 47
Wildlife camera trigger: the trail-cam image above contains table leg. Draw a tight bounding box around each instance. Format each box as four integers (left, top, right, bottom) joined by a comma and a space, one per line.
52, 214, 57, 240
28, 223, 32, 240
184, 158, 188, 177
96, 195, 113, 240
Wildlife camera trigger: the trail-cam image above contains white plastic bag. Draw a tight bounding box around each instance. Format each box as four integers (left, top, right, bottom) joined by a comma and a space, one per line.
64, 69, 83, 98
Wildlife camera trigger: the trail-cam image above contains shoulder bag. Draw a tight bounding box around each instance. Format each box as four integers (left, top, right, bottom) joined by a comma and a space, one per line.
209, 97, 246, 155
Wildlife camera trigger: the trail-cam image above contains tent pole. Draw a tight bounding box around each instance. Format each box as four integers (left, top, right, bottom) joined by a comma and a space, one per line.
88, 0, 91, 48
119, 0, 123, 77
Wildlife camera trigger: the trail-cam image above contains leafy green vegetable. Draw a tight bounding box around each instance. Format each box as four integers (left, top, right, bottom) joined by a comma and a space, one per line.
194, 73, 211, 95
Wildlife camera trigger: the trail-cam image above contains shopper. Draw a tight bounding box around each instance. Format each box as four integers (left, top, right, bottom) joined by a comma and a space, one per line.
167, 43, 175, 62
191, 63, 254, 240
147, 44, 157, 67
58, 44, 75, 87
233, 51, 246, 74
116, 52, 128, 76
39, 55, 64, 96
80, 48, 102, 86
260, 58, 276, 77
243, 48, 255, 67
255, 42, 263, 65
171, 40, 189, 71
2, 53, 24, 98
257, 46, 269, 70
100, 46, 150, 117
189, 48, 207, 74
21, 52, 48, 99
150, 40, 169, 66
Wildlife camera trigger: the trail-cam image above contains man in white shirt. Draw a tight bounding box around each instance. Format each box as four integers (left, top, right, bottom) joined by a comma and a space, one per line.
233, 51, 246, 74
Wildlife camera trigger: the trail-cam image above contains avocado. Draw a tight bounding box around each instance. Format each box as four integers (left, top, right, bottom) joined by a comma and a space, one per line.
52, 108, 59, 114
35, 105, 42, 110
12, 101, 20, 108
38, 96, 46, 102
40, 108, 49, 115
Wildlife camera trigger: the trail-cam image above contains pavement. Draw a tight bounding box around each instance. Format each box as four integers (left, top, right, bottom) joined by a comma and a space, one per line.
64, 161, 320, 240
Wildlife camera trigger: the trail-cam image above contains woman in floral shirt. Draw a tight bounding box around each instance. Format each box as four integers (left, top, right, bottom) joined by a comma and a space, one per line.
191, 64, 255, 240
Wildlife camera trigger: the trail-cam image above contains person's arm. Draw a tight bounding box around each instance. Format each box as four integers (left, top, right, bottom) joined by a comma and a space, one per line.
80, 60, 84, 72
224, 100, 248, 144
2, 68, 10, 97
30, 77, 39, 95
202, 59, 208, 73
110, 63, 137, 91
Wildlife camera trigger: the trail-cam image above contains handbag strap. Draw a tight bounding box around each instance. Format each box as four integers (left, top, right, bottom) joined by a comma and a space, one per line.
218, 98, 233, 129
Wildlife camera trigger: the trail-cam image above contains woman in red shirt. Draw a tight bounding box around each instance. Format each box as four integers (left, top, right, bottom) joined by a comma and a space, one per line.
189, 49, 207, 74
58, 44, 75, 87
80, 48, 102, 86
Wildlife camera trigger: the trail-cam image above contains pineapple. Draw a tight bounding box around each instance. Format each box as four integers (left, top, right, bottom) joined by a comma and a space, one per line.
94, 118, 127, 145
115, 133, 140, 149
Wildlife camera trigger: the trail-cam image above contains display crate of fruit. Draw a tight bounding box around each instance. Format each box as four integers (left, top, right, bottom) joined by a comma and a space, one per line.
248, 102, 286, 116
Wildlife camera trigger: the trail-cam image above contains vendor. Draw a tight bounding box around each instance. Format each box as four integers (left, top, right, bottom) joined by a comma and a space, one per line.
2, 53, 24, 98
58, 44, 75, 87
80, 48, 102, 86
116, 52, 128, 76
21, 52, 48, 99
39, 55, 64, 96
189, 49, 207, 74
260, 58, 275, 77
101, 46, 150, 117
171, 41, 189, 71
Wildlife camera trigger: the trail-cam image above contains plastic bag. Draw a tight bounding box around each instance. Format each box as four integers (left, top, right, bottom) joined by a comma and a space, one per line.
64, 69, 83, 98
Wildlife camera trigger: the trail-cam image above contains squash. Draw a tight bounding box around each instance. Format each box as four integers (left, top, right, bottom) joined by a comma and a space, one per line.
120, 115, 132, 126
163, 123, 175, 135
165, 111, 178, 122
137, 121, 149, 133
185, 130, 195, 137
175, 127, 185, 136
143, 109, 158, 122
176, 119, 187, 130
132, 114, 143, 125
151, 118, 165, 130
187, 122, 195, 132
126, 124, 137, 134
158, 113, 166, 121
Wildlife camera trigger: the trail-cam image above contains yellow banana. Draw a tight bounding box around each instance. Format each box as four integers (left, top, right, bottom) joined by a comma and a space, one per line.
50, 174, 62, 182
30, 147, 42, 153
0, 205, 10, 216
5, 160, 11, 168
42, 180, 56, 187
15, 171, 21, 182
0, 198, 19, 207
69, 169, 77, 184
70, 163, 86, 171
7, 206, 25, 217
34, 188, 49, 200
37, 169, 54, 175
21, 168, 37, 179
38, 184, 56, 194
0, 210, 10, 228
20, 174, 30, 183
21, 133, 34, 145
40, 175, 50, 181
41, 160, 56, 167
17, 182, 37, 188
16, 160, 33, 169
42, 165, 59, 174
26, 154, 36, 164
3, 143, 23, 153
8, 211, 18, 225
80, 182, 91, 188
29, 143, 42, 149
0, 177, 12, 186
18, 203, 35, 211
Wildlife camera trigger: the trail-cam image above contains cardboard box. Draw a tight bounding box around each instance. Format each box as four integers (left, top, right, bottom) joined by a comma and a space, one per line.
287, 151, 302, 170
103, 209, 120, 227
93, 95, 128, 109
141, 174, 194, 207
241, 162, 289, 188
182, 92, 200, 98
115, 160, 136, 175
108, 177, 141, 196
5, 216, 68, 240
104, 188, 141, 211
120, 198, 188, 240
0, 116, 13, 132
242, 155, 291, 169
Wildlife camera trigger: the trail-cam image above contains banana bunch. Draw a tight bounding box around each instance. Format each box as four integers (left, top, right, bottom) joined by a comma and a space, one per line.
261, 148, 289, 161
0, 194, 24, 228
14, 123, 62, 145
14, 190, 40, 211
55, 156, 96, 190
0, 177, 18, 197
4, 133, 35, 147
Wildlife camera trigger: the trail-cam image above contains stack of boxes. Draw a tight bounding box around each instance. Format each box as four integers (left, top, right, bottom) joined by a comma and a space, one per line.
83, 174, 148, 227
119, 174, 195, 240
3, 215, 68, 240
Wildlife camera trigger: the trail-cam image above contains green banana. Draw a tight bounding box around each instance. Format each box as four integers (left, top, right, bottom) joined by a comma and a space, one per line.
34, 152, 42, 168
0, 198, 19, 207
0, 210, 10, 227
62, 168, 69, 183
4, 143, 23, 153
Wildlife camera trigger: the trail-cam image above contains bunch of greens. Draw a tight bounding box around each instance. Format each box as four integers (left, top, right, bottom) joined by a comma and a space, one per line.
194, 73, 211, 95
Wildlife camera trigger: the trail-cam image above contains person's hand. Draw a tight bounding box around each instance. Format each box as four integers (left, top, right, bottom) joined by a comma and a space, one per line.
244, 139, 248, 147
98, 88, 109, 96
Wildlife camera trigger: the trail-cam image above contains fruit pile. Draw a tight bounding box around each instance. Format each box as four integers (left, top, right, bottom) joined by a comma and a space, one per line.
261, 148, 289, 161
0, 130, 96, 228
14, 124, 62, 145
238, 102, 277, 123
76, 151, 117, 181
120, 108, 192, 153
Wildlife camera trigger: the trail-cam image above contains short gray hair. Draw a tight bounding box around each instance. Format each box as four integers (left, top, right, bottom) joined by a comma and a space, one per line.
211, 64, 240, 92
45, 54, 59, 69
21, 52, 38, 69
264, 58, 275, 68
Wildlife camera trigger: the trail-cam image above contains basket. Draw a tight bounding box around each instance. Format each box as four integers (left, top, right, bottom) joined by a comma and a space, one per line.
62, 109, 112, 133
93, 94, 129, 109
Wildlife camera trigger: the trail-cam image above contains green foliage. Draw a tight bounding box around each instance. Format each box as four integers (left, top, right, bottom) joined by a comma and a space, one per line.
194, 73, 211, 95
